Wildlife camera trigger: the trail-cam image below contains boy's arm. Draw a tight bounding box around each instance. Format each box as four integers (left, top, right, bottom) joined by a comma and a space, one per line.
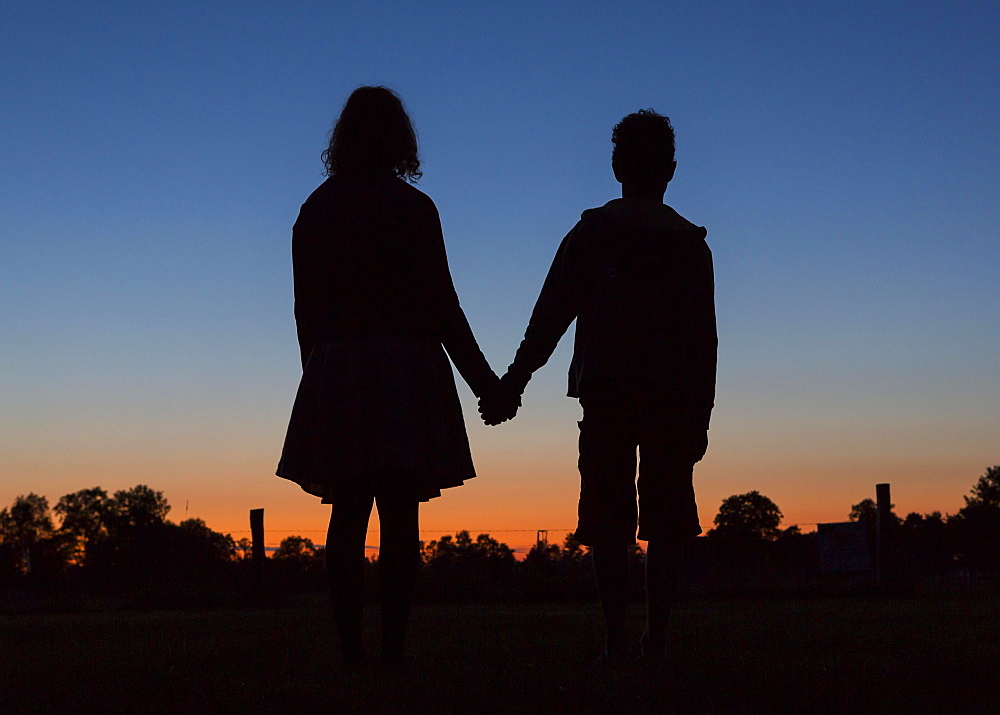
503, 223, 585, 396
688, 242, 718, 439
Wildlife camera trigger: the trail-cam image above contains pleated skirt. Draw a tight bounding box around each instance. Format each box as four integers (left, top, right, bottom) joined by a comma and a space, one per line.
276, 336, 477, 503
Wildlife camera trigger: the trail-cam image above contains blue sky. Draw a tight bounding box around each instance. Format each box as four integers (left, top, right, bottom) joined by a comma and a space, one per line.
3, 2, 997, 544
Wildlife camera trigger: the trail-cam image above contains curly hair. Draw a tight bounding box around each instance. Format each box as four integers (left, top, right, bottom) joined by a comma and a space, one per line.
322, 86, 422, 182
611, 109, 675, 183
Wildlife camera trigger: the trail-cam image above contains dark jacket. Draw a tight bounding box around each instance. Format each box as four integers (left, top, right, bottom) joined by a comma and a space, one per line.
291, 173, 495, 397
506, 199, 717, 430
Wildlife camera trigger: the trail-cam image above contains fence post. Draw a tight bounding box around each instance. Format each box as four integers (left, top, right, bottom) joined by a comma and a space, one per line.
875, 483, 891, 589
250, 508, 265, 589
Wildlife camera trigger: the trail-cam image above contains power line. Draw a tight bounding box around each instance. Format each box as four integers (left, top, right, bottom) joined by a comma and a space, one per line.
220, 523, 822, 535
223, 528, 577, 535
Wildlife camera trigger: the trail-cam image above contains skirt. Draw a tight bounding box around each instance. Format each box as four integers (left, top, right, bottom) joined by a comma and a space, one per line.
276, 336, 477, 503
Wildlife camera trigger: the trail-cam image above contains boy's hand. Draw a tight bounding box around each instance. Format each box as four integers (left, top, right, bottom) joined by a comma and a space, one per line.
478, 374, 522, 425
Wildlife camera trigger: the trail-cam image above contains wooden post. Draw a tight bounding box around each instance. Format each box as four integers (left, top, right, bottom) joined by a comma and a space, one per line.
250, 508, 265, 588
875, 483, 891, 588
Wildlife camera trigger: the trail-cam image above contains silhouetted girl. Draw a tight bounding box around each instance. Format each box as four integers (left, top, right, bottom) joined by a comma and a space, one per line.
277, 86, 497, 669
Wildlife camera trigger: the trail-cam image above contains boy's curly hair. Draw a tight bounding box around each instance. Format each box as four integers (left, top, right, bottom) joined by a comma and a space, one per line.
611, 109, 675, 183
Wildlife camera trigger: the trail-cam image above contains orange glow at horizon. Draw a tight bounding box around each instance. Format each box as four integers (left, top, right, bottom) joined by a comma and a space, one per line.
189, 456, 979, 554
4, 416, 989, 555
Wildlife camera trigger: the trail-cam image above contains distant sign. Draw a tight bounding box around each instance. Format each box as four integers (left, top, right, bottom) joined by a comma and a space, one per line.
817, 522, 871, 573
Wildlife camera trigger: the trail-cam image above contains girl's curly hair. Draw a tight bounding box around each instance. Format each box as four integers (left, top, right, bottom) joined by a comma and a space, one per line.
322, 86, 421, 182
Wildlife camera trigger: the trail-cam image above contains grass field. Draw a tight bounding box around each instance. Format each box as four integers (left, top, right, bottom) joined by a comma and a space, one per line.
2, 595, 997, 713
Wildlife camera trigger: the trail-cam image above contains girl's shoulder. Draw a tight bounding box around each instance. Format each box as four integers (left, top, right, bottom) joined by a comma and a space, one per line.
388, 177, 437, 213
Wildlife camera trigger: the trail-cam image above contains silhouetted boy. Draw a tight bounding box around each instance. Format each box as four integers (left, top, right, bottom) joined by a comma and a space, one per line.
481, 110, 717, 662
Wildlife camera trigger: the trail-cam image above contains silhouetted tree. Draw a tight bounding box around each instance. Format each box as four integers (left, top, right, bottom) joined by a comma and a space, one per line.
274, 535, 315, 559
421, 531, 517, 600
524, 534, 580, 568
0, 494, 71, 576
234, 537, 253, 561
561, 532, 586, 562
54, 487, 111, 563
898, 511, 953, 579
964, 465, 1000, 510
472, 532, 516, 563
268, 535, 325, 592
0, 494, 53, 547
422, 531, 465, 563
177, 518, 236, 562
273, 535, 319, 562
849, 498, 877, 524
951, 465, 1000, 572
849, 497, 899, 526
523, 540, 564, 572
779, 525, 802, 538
106, 484, 170, 536
2, 486, 252, 598
519, 532, 594, 600
710, 491, 783, 543
423, 531, 515, 567
84, 514, 238, 602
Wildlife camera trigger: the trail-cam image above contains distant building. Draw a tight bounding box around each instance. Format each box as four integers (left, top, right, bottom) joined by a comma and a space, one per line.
816, 521, 871, 574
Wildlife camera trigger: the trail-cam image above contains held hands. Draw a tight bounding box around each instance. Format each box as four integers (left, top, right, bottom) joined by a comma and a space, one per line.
478, 373, 523, 426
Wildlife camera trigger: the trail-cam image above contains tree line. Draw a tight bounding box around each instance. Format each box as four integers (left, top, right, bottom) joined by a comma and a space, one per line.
1, 466, 997, 605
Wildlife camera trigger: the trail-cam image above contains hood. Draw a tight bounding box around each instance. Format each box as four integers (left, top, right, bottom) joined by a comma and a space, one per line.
582, 198, 707, 238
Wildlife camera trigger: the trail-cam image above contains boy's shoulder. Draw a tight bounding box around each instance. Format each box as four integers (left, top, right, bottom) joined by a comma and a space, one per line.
579, 199, 706, 237
570, 199, 708, 254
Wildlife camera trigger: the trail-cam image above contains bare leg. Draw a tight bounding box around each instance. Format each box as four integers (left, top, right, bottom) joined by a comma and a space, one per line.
326, 491, 374, 669
642, 536, 686, 659
374, 489, 420, 666
591, 543, 630, 662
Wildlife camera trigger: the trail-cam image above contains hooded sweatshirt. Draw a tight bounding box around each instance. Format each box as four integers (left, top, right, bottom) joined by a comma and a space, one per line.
506, 198, 717, 431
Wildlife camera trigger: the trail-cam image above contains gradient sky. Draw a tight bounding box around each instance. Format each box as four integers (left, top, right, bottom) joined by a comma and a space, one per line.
4, 2, 998, 552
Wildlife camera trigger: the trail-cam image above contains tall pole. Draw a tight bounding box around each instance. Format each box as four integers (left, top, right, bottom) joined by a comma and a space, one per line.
250, 508, 265, 589
875, 483, 891, 589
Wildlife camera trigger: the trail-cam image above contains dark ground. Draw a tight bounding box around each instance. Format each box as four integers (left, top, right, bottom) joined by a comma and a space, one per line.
1, 594, 997, 713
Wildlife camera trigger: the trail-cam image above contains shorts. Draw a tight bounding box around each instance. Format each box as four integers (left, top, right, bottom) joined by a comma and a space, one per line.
573, 401, 702, 546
